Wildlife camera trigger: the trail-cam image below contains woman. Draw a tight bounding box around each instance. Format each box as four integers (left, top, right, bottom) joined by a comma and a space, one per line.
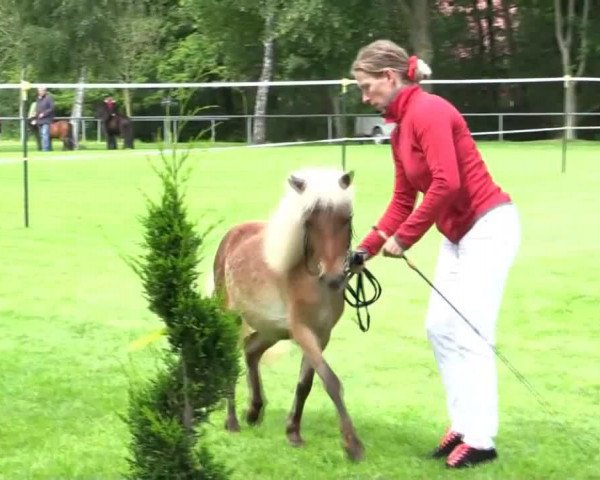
351, 39, 520, 468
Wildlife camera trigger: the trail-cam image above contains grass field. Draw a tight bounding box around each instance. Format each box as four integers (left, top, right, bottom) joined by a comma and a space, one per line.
1, 140, 599, 479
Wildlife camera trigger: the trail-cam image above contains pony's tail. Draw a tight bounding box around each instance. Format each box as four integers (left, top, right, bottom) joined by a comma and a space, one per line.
203, 271, 215, 297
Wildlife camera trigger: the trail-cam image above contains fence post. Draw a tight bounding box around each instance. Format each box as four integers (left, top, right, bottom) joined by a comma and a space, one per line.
97, 120, 101, 142
211, 120, 216, 142
81, 120, 86, 142
498, 114, 504, 141
327, 115, 333, 140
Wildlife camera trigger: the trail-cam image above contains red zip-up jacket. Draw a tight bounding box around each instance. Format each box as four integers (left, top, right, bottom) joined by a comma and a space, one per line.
359, 85, 511, 256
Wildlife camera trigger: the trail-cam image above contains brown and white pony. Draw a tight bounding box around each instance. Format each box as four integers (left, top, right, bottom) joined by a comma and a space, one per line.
212, 168, 364, 461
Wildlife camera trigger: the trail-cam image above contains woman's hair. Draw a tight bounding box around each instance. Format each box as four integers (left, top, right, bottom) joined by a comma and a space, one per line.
351, 39, 432, 83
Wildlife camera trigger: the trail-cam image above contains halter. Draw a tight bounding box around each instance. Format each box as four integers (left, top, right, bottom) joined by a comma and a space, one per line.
300, 209, 382, 332
301, 206, 353, 277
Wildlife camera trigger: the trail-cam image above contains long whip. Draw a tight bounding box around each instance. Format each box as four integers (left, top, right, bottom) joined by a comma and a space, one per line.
400, 253, 592, 455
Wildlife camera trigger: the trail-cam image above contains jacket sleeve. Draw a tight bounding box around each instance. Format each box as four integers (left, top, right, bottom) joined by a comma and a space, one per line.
43, 97, 55, 117
394, 104, 460, 249
359, 151, 417, 256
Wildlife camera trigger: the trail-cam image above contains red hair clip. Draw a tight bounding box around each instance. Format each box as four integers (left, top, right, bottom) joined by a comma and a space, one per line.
407, 55, 418, 81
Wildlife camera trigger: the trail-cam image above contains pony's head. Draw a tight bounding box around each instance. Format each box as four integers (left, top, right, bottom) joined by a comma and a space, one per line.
94, 103, 109, 122
264, 168, 354, 289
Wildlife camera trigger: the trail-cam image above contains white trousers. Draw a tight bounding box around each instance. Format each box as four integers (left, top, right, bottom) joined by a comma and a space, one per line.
425, 203, 520, 450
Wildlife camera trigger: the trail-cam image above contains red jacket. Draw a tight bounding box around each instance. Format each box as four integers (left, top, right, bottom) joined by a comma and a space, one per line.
359, 85, 511, 255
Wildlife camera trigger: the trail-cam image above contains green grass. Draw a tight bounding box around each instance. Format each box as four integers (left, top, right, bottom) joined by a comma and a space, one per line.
1, 141, 599, 479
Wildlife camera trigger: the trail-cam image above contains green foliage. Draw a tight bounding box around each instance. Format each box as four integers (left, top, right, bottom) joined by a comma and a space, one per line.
2, 0, 600, 140
126, 359, 231, 480
127, 151, 241, 479
134, 157, 202, 328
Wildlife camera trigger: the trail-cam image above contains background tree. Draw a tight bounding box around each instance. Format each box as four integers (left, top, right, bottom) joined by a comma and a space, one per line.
554, 0, 591, 139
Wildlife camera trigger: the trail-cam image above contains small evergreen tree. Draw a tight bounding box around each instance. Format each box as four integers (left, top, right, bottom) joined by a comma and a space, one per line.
127, 152, 241, 479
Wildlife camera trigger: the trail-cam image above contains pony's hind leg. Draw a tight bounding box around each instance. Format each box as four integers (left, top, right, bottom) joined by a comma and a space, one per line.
286, 355, 315, 446
290, 321, 364, 461
244, 331, 277, 425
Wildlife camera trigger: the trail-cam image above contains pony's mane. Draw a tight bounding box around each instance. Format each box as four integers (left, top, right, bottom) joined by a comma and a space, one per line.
263, 168, 354, 274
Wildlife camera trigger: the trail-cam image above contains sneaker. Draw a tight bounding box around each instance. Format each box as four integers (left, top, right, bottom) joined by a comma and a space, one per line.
431, 429, 463, 458
446, 443, 498, 468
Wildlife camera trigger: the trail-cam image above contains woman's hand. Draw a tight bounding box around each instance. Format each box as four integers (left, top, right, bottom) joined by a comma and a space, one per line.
382, 235, 405, 258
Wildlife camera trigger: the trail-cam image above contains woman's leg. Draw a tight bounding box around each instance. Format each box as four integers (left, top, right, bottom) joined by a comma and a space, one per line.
453, 204, 521, 450
425, 237, 466, 434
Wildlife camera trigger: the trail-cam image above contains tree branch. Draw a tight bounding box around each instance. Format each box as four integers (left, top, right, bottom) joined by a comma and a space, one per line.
554, 0, 569, 70
565, 0, 575, 50
576, 0, 591, 77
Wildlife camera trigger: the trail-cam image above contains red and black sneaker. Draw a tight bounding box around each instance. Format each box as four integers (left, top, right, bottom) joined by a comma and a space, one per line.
446, 443, 498, 468
431, 429, 464, 458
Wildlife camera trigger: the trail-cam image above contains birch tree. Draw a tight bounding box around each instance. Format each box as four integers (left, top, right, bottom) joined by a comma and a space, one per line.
554, 0, 591, 139
252, 5, 276, 144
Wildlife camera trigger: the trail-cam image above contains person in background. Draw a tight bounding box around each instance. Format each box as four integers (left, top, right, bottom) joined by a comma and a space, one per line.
27, 99, 41, 150
349, 39, 521, 469
103, 96, 118, 117
36, 86, 55, 151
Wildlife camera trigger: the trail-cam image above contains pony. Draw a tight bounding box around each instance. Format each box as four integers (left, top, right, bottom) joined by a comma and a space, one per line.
29, 120, 75, 151
213, 168, 364, 461
95, 102, 134, 149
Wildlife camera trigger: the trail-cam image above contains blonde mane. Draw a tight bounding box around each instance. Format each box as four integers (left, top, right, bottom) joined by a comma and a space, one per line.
263, 168, 354, 274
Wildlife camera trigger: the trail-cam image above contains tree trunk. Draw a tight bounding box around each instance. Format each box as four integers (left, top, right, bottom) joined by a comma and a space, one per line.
484, 0, 497, 61
123, 86, 132, 117
411, 0, 433, 91
71, 66, 86, 149
409, 0, 433, 63
472, 0, 486, 59
501, 0, 515, 57
399, 1, 433, 91
330, 90, 345, 139
564, 79, 577, 140
252, 10, 275, 144
554, 0, 581, 140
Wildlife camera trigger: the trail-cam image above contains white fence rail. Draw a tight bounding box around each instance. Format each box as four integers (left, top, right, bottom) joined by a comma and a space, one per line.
2, 112, 599, 144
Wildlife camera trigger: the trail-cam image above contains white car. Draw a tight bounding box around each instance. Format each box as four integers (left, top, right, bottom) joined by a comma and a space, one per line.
354, 116, 396, 144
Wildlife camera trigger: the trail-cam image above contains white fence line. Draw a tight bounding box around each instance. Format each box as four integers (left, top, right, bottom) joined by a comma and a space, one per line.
1, 76, 600, 90
2, 112, 599, 144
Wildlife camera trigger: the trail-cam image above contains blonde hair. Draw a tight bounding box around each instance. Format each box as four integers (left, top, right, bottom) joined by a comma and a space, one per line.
351, 39, 432, 83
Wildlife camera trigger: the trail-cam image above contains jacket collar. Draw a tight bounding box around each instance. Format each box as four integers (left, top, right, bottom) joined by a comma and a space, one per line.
383, 84, 421, 123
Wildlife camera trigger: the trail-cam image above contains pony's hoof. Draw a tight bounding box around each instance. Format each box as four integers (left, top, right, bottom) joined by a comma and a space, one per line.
245, 407, 263, 426
345, 439, 365, 462
286, 430, 305, 447
224, 417, 240, 433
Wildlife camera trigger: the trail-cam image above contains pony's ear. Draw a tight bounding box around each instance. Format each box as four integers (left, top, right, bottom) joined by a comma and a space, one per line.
339, 170, 354, 189
288, 175, 306, 193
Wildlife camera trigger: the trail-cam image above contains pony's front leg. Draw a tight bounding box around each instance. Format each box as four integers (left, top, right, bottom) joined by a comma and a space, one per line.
286, 355, 315, 446
290, 321, 364, 461
244, 332, 276, 425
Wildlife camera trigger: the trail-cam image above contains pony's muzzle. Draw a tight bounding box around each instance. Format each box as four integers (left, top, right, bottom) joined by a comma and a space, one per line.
321, 273, 346, 291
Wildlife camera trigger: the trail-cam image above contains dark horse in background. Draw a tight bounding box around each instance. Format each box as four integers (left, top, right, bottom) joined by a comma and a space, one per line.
95, 103, 134, 149
28, 119, 75, 151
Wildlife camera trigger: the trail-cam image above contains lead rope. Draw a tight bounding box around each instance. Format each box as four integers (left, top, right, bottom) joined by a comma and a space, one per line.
344, 267, 382, 332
